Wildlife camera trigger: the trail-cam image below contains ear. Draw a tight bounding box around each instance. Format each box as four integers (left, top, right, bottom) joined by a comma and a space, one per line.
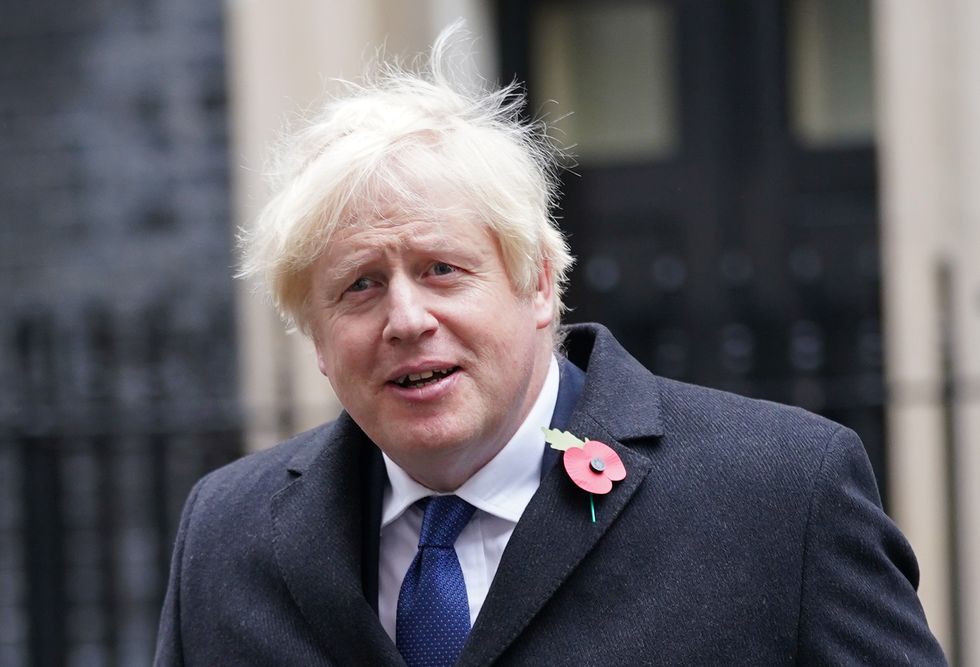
531, 260, 555, 330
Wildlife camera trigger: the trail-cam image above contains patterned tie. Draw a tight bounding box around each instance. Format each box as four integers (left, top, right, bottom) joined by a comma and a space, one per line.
396, 495, 477, 667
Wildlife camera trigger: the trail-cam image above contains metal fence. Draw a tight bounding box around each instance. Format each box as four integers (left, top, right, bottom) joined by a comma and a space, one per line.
1, 303, 241, 666
0, 0, 236, 662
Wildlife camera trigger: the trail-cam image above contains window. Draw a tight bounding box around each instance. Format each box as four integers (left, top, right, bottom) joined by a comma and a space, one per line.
532, 2, 679, 164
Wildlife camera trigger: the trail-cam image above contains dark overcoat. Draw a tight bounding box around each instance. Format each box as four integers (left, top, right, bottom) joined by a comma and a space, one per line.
155, 323, 946, 665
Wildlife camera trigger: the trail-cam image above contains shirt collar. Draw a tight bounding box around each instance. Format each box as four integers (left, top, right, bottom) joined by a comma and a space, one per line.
381, 354, 561, 527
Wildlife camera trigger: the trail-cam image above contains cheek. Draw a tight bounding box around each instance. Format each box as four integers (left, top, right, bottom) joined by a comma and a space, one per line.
320, 350, 358, 402
328, 329, 377, 378
313, 334, 331, 378
319, 341, 347, 380
313, 325, 352, 380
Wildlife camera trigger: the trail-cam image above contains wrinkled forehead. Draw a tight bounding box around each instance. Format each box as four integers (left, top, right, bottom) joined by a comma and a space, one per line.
317, 199, 500, 270
329, 214, 489, 251
311, 214, 502, 292
309, 138, 514, 275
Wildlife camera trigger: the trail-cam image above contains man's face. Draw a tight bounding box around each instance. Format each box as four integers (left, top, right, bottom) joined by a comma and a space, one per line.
309, 210, 554, 488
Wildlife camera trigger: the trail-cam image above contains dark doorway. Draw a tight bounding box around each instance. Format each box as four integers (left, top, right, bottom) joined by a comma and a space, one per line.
497, 0, 886, 500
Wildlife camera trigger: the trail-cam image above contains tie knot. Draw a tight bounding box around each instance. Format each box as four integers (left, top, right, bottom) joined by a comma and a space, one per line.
418, 496, 475, 548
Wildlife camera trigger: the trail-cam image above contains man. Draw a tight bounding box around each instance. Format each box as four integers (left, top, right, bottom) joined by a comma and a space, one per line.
155, 28, 947, 666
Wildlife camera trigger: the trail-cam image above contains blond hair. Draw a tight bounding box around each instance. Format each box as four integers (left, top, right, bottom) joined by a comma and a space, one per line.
238, 25, 574, 336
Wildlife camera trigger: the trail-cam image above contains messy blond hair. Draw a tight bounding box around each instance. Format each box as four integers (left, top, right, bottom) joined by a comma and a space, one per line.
238, 24, 573, 336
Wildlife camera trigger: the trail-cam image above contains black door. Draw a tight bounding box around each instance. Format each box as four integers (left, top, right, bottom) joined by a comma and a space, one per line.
497, 0, 886, 499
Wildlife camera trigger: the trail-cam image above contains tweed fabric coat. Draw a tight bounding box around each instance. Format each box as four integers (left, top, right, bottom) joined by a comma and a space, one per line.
155, 323, 946, 666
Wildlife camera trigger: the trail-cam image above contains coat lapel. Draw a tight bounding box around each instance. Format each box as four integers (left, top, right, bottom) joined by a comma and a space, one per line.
270, 414, 403, 666
459, 324, 665, 666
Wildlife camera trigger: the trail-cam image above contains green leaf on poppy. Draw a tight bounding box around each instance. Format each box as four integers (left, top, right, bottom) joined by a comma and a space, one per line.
542, 427, 586, 451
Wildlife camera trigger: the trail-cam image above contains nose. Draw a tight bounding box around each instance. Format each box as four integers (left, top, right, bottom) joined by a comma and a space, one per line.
382, 276, 438, 343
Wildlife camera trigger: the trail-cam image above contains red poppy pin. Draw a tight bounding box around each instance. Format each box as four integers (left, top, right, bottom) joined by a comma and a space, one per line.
543, 428, 626, 523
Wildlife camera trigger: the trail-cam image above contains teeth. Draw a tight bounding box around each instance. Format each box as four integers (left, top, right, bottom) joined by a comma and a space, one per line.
395, 367, 454, 387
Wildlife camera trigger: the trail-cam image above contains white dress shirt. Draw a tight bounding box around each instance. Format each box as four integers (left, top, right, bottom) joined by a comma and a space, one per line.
377, 355, 561, 641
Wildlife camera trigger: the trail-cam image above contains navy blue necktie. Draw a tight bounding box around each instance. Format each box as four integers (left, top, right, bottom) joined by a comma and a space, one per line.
396, 496, 476, 667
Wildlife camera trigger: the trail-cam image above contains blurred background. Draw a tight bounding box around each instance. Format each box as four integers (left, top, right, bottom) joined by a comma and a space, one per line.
2, 0, 978, 665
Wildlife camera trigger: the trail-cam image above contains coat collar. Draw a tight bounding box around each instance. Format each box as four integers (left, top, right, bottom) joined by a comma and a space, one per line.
562, 322, 665, 441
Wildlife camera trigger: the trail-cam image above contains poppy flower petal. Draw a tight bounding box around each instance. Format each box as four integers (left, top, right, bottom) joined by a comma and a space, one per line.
563, 447, 614, 494
587, 475, 613, 495
603, 453, 626, 481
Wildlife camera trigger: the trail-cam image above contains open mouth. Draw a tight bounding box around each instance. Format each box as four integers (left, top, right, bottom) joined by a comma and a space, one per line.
392, 367, 459, 389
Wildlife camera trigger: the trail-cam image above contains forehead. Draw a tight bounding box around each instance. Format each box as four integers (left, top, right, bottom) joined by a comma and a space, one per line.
312, 215, 501, 289
327, 214, 492, 254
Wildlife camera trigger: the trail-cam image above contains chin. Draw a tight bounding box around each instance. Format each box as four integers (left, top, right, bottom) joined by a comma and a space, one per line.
384, 424, 479, 458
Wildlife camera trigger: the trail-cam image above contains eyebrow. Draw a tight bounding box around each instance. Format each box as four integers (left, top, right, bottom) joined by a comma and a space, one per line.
324, 229, 486, 282
325, 249, 382, 284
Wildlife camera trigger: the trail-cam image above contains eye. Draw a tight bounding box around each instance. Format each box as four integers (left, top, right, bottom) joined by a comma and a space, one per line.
346, 276, 375, 293
430, 262, 456, 276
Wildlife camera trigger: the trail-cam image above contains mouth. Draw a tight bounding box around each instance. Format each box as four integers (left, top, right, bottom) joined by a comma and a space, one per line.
391, 366, 460, 389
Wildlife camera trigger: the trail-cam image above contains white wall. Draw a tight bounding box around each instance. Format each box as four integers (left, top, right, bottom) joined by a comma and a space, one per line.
876, 0, 980, 663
